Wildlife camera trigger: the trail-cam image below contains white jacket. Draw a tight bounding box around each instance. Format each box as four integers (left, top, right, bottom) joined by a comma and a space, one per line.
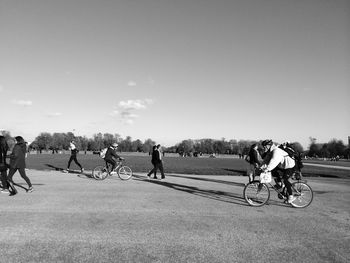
262, 144, 295, 171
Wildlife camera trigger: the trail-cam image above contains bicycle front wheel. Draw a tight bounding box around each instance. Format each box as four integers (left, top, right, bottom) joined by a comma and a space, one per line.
244, 181, 270, 207
118, 166, 133, 180
92, 165, 109, 180
290, 182, 313, 208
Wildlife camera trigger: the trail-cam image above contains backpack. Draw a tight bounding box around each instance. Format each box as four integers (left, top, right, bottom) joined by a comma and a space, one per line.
279, 144, 304, 170
99, 148, 108, 159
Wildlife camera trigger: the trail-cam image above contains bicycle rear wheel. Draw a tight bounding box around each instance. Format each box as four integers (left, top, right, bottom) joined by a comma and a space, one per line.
118, 166, 133, 180
244, 181, 270, 207
92, 165, 108, 180
290, 182, 313, 208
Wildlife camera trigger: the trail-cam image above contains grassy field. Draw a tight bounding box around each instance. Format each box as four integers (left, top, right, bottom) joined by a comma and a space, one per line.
25, 153, 350, 178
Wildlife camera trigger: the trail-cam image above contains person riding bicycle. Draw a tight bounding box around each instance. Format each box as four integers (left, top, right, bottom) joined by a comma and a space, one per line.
260, 139, 296, 203
104, 143, 123, 174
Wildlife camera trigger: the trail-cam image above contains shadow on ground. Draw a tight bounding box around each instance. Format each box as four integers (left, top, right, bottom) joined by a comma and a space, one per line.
133, 174, 249, 206
45, 164, 93, 179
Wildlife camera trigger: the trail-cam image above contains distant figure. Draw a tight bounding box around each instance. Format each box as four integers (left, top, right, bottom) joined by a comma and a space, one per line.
7, 136, 33, 195
0, 136, 10, 194
147, 145, 158, 179
246, 143, 262, 183
147, 144, 165, 180
66, 140, 84, 173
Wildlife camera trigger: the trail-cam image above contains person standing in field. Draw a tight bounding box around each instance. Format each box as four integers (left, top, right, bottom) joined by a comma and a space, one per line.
246, 143, 262, 183
7, 136, 33, 195
147, 144, 165, 180
0, 136, 10, 194
66, 140, 84, 173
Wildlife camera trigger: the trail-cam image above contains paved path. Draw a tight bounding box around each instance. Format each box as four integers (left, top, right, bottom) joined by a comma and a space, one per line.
304, 162, 350, 170
0, 170, 349, 263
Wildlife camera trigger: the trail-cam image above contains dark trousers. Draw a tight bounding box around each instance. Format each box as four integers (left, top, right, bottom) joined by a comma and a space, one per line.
1, 170, 8, 189
105, 159, 116, 172
7, 167, 32, 188
148, 161, 165, 178
67, 155, 82, 169
272, 167, 293, 195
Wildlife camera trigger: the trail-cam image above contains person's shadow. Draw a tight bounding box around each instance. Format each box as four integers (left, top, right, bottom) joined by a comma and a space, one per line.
45, 164, 93, 179
132, 174, 249, 206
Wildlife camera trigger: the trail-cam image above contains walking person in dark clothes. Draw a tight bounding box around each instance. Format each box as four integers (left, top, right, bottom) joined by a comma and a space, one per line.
66, 140, 84, 173
0, 136, 10, 194
7, 136, 33, 195
147, 144, 165, 180
147, 145, 158, 179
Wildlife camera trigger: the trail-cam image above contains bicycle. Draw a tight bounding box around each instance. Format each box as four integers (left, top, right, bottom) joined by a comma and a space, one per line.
243, 170, 313, 208
92, 159, 133, 181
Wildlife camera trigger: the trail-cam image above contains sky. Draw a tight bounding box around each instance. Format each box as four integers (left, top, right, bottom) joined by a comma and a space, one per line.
0, 0, 349, 148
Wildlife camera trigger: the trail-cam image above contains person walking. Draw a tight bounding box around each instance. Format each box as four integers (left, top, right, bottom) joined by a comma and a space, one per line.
7, 136, 33, 195
147, 144, 165, 180
147, 145, 158, 179
246, 143, 262, 183
0, 136, 10, 194
66, 140, 84, 173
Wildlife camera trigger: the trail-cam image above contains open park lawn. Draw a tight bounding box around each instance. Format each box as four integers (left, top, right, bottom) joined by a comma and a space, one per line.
25, 153, 350, 178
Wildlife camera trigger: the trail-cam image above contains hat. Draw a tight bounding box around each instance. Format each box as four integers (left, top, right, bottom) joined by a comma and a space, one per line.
112, 143, 118, 147
261, 139, 273, 146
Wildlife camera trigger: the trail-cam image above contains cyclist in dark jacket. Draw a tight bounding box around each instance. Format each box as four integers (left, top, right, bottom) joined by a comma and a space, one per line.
104, 143, 123, 174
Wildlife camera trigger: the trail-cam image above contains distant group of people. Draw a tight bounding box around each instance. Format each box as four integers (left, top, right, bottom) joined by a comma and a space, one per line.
246, 139, 300, 204
0, 135, 33, 196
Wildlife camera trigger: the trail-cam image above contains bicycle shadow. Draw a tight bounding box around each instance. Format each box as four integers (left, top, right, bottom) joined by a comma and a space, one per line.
132, 174, 249, 206
165, 174, 246, 187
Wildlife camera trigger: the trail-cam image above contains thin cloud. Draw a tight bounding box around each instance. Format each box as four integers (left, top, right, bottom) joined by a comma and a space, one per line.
127, 81, 137, 87
111, 98, 154, 124
119, 99, 153, 110
46, 112, 62, 117
12, 99, 33, 106
0, 84, 4, 92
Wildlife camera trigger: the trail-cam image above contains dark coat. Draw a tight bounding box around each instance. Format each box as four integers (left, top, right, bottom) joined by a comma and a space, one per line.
151, 149, 161, 164
104, 147, 120, 161
248, 148, 262, 166
10, 142, 27, 169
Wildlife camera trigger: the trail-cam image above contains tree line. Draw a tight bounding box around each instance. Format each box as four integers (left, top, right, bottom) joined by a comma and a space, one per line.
307, 137, 349, 159
0, 130, 348, 158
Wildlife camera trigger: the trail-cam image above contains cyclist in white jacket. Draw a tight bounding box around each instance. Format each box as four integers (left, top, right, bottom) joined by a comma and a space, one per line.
260, 139, 296, 203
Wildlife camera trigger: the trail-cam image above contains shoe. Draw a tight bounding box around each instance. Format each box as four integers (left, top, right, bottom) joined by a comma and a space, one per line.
110, 171, 117, 175
161, 177, 165, 179
9, 189, 18, 196
81, 168, 84, 173
153, 177, 158, 179
1, 189, 10, 194
27, 187, 34, 193
287, 195, 296, 203
257, 183, 263, 192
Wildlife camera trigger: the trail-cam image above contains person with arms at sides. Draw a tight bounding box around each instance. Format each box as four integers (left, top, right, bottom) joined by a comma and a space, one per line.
246, 143, 262, 183
147, 144, 165, 180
